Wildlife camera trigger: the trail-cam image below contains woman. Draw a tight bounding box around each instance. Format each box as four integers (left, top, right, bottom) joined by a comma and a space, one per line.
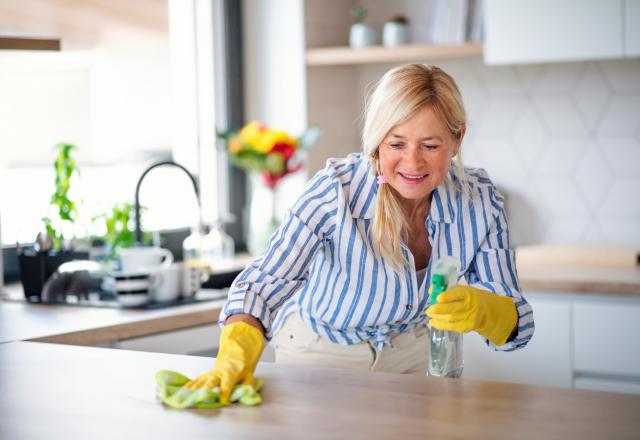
184, 64, 534, 404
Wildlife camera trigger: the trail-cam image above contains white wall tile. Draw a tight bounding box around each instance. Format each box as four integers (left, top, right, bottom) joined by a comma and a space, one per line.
597, 94, 640, 135
514, 64, 545, 93
534, 177, 590, 218
597, 216, 640, 245
598, 178, 640, 217
475, 65, 526, 97
573, 142, 613, 212
573, 63, 611, 130
533, 137, 586, 177
599, 59, 640, 93
533, 62, 585, 95
511, 106, 548, 174
472, 138, 527, 188
534, 96, 587, 135
475, 97, 527, 137
597, 135, 640, 177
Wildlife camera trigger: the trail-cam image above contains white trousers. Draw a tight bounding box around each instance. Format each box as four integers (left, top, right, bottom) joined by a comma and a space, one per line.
273, 313, 429, 375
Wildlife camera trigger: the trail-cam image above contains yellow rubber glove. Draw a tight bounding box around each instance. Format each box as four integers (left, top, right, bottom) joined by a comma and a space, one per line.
426, 285, 518, 346
180, 321, 265, 405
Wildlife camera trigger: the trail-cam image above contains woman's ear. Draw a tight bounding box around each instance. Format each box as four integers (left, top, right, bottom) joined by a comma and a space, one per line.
454, 125, 466, 157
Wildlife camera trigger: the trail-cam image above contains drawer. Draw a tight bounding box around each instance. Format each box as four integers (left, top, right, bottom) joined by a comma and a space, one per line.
573, 300, 640, 377
575, 375, 640, 395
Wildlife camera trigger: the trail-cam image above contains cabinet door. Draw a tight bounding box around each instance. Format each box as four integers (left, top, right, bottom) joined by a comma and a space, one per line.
484, 0, 624, 64
573, 297, 640, 378
463, 293, 572, 387
626, 0, 640, 56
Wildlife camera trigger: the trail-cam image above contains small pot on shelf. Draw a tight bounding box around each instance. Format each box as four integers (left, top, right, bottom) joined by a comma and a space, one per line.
383, 15, 409, 47
349, 6, 379, 48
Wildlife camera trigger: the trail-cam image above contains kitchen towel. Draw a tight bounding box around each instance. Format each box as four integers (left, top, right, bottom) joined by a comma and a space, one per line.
155, 370, 264, 409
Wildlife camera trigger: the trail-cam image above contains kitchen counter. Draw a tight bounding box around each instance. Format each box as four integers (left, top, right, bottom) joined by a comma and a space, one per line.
0, 294, 226, 345
517, 264, 640, 295
516, 245, 640, 295
1, 341, 639, 440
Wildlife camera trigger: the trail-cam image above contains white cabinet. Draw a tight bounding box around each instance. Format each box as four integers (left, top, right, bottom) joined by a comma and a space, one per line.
484, 0, 625, 64
463, 293, 572, 387
626, 0, 640, 56
573, 298, 640, 380
463, 291, 640, 394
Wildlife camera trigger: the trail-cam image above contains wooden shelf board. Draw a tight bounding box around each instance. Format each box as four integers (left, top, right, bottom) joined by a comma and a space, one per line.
306, 43, 483, 66
0, 36, 60, 51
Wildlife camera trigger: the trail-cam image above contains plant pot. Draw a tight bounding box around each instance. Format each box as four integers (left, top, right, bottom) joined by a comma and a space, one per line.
18, 249, 89, 302
349, 23, 379, 48
383, 22, 409, 47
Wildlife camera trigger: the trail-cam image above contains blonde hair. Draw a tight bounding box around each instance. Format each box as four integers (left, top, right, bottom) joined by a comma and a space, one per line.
362, 64, 467, 269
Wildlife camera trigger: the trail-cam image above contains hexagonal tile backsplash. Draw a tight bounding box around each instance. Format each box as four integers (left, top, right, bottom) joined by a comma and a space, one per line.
438, 58, 640, 246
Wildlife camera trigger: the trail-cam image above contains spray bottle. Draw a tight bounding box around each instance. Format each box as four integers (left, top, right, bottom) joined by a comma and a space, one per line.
427, 256, 463, 378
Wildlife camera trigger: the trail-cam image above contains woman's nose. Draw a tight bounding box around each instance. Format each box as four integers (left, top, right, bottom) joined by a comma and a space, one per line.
406, 146, 424, 165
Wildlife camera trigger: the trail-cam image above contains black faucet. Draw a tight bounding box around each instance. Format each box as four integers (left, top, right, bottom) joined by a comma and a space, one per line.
134, 160, 201, 245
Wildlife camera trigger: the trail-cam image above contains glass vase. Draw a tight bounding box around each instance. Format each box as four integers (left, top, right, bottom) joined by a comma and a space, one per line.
247, 174, 279, 256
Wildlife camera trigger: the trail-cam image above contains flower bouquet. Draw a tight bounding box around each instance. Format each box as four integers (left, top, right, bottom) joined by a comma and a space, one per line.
218, 122, 320, 253
219, 121, 319, 188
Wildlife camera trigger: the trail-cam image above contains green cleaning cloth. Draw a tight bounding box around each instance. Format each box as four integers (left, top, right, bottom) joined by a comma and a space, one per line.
155, 370, 264, 409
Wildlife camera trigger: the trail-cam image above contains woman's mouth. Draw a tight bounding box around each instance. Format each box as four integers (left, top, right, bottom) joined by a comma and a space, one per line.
398, 172, 428, 184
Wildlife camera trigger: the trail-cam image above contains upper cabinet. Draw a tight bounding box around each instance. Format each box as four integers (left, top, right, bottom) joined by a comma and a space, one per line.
484, 0, 639, 64
626, 0, 640, 56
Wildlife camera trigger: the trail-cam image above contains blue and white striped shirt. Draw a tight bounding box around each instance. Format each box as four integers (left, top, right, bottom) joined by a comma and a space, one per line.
220, 153, 534, 351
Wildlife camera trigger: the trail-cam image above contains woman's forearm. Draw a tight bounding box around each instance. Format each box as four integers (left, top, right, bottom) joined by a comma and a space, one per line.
225, 313, 265, 336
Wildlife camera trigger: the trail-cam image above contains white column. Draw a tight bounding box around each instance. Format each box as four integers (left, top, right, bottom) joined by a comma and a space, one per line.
167, 0, 220, 225
242, 0, 308, 214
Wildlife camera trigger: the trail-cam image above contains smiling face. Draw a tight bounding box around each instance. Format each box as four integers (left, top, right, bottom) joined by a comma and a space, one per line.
378, 105, 461, 210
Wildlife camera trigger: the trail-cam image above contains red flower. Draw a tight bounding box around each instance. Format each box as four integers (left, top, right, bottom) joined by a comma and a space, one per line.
269, 142, 296, 160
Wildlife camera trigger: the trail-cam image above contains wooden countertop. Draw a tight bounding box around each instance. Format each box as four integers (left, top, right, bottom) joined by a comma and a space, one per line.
1, 341, 639, 440
518, 264, 640, 296
516, 245, 640, 295
0, 295, 226, 345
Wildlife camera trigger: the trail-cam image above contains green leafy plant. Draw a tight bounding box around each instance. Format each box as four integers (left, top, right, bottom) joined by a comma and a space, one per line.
95, 202, 151, 260
103, 202, 135, 257
351, 6, 367, 23
43, 143, 80, 251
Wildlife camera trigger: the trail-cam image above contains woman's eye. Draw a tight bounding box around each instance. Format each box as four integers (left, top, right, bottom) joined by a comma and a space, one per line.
387, 143, 404, 149
422, 144, 438, 150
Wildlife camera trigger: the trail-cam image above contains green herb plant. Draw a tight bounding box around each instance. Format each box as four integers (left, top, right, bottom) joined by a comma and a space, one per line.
43, 143, 80, 251
102, 202, 135, 259
351, 6, 367, 23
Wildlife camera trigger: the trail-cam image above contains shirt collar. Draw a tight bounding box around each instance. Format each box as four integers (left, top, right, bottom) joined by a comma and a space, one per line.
350, 157, 456, 224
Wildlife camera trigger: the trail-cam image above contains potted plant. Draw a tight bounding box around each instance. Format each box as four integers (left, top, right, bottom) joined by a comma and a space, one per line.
349, 6, 379, 48
383, 15, 409, 47
18, 143, 88, 301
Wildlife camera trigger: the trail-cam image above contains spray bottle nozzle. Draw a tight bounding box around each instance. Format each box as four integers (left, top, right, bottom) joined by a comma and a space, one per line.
429, 274, 448, 305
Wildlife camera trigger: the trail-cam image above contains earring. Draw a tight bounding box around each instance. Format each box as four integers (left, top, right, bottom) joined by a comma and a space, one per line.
377, 175, 387, 184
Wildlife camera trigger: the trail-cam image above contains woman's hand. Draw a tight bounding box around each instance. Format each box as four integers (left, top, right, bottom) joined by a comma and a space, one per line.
169, 319, 265, 406
426, 286, 518, 346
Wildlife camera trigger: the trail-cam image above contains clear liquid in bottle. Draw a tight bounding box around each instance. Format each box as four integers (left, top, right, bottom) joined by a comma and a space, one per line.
427, 256, 463, 378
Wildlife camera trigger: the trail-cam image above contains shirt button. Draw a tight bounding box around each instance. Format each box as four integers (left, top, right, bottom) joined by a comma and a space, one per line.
406, 304, 413, 311
237, 282, 246, 288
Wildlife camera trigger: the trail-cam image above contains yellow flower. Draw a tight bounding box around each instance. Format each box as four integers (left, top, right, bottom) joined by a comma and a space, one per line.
255, 129, 297, 153
238, 121, 263, 147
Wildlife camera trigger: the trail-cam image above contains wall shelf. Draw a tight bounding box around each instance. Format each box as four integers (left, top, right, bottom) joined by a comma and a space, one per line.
0, 37, 60, 51
306, 42, 483, 66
